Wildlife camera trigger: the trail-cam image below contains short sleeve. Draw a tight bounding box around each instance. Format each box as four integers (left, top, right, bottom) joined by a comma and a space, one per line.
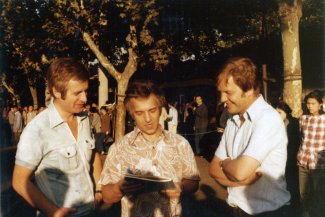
215, 118, 232, 159
179, 139, 200, 181
98, 143, 122, 185
15, 124, 43, 170
214, 133, 227, 159
243, 112, 287, 163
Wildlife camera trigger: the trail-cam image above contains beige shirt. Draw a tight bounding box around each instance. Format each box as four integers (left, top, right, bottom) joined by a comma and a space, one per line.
99, 127, 200, 217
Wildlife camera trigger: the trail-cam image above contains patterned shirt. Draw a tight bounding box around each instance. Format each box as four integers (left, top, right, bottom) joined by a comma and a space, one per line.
297, 114, 325, 169
99, 127, 200, 217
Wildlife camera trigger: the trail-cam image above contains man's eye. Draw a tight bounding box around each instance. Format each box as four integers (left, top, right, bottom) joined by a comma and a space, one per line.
135, 112, 142, 116
150, 108, 157, 113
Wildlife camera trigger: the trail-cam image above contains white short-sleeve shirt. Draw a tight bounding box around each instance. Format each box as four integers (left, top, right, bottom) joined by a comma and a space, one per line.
215, 95, 291, 215
15, 102, 96, 216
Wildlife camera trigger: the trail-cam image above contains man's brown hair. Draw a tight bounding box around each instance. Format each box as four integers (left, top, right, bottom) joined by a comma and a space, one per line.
217, 57, 260, 94
47, 57, 89, 99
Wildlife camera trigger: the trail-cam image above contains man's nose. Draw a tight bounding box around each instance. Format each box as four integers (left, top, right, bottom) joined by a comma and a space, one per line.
80, 92, 87, 102
220, 93, 227, 103
144, 112, 151, 122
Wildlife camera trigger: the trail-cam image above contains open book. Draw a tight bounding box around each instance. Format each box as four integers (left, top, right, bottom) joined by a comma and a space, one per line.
124, 173, 176, 193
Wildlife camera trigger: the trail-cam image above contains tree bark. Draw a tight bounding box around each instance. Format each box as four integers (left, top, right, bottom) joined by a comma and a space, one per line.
28, 79, 38, 107
278, 0, 303, 118
98, 67, 108, 108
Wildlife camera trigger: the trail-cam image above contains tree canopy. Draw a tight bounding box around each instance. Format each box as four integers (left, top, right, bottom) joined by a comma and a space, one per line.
0, 0, 324, 109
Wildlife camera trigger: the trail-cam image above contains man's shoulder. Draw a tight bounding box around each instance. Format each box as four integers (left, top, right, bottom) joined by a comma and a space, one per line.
163, 131, 191, 148
24, 109, 50, 131
116, 130, 138, 145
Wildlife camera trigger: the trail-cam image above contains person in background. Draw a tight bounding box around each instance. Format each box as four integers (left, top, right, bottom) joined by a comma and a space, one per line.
297, 90, 325, 217
33, 105, 39, 114
12, 105, 23, 145
99, 106, 112, 153
159, 104, 168, 130
12, 57, 103, 217
209, 57, 290, 217
26, 105, 36, 125
275, 101, 300, 215
184, 103, 195, 152
99, 80, 200, 217
90, 106, 102, 154
38, 106, 46, 113
8, 106, 15, 131
193, 95, 208, 155
167, 102, 178, 133
22, 106, 28, 127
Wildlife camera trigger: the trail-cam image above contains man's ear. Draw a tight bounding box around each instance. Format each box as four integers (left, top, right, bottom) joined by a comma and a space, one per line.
53, 87, 61, 99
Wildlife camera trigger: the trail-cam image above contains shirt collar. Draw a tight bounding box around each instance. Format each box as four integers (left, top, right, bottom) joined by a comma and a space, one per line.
48, 102, 87, 129
231, 95, 265, 125
129, 126, 171, 145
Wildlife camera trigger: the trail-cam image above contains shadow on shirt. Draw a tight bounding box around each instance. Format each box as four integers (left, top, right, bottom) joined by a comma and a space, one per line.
7, 168, 99, 217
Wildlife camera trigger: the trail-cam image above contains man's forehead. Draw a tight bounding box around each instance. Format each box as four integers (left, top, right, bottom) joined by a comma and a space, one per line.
131, 95, 159, 105
217, 76, 232, 91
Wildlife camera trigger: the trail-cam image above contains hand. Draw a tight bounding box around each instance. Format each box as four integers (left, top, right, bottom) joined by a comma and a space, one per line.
52, 207, 77, 217
217, 128, 224, 133
94, 192, 103, 208
160, 183, 182, 199
119, 178, 144, 195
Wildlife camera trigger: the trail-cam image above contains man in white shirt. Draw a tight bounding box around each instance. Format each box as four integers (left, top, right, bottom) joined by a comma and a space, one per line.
167, 103, 178, 134
12, 57, 103, 217
12, 105, 23, 145
209, 57, 290, 217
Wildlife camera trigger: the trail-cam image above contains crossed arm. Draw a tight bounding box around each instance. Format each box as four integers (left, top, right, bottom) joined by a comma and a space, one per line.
209, 155, 261, 187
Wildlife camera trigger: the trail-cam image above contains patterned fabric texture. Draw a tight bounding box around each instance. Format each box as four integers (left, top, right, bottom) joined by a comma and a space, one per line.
297, 114, 325, 169
99, 127, 200, 217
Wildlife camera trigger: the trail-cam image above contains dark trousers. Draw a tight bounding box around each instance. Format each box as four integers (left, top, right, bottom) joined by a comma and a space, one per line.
230, 205, 290, 217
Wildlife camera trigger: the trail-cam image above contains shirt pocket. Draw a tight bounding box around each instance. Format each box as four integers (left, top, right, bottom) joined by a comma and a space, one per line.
84, 139, 95, 162
58, 146, 79, 171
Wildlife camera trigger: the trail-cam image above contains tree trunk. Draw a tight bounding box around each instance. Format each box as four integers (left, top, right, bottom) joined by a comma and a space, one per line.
278, 0, 303, 118
98, 67, 108, 108
28, 79, 38, 107
115, 79, 129, 141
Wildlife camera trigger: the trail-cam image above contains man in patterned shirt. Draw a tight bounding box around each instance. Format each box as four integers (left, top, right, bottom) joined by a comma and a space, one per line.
99, 80, 200, 217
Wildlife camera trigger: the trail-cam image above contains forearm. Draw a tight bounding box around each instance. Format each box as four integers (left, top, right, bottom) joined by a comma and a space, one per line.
12, 174, 58, 216
92, 152, 103, 190
222, 156, 259, 181
209, 157, 243, 187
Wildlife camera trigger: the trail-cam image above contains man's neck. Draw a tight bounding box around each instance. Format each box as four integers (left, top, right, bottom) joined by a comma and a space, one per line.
53, 100, 75, 122
142, 129, 163, 143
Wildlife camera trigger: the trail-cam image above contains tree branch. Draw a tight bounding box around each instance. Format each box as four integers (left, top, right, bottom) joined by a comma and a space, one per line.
82, 31, 121, 80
